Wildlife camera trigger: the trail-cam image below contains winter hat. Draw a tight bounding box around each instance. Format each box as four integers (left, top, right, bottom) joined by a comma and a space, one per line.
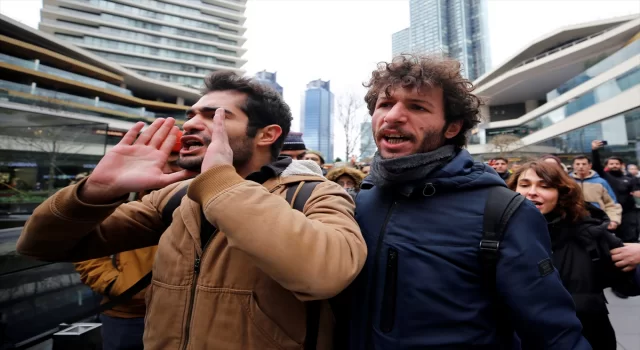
282, 132, 306, 151
171, 130, 183, 153
306, 150, 325, 165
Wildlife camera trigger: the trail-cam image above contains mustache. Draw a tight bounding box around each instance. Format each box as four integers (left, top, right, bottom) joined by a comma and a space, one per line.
183, 131, 211, 145
374, 127, 415, 141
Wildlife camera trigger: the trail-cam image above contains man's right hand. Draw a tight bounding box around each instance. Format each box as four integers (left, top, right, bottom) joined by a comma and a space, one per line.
80, 118, 196, 204
592, 140, 605, 150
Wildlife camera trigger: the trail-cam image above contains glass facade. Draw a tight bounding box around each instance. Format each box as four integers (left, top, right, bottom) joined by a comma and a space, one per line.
254, 71, 283, 96
43, 0, 246, 88
392, 0, 490, 80
303, 80, 334, 162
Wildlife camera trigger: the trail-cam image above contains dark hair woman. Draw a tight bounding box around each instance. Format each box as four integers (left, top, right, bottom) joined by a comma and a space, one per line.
507, 161, 640, 350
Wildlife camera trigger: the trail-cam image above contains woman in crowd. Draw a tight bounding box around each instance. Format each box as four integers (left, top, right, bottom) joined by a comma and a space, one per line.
507, 161, 640, 350
326, 166, 365, 200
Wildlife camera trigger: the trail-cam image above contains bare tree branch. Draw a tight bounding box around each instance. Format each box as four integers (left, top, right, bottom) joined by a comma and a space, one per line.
489, 134, 523, 156
336, 93, 368, 160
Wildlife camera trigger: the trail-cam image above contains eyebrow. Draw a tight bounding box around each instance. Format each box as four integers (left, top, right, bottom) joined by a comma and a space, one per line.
377, 96, 436, 110
185, 106, 234, 116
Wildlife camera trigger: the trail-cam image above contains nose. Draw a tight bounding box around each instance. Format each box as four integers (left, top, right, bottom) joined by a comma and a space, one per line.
182, 114, 205, 133
525, 185, 539, 199
383, 103, 408, 125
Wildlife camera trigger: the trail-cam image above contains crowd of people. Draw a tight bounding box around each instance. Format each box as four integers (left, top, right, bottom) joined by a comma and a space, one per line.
15, 54, 640, 350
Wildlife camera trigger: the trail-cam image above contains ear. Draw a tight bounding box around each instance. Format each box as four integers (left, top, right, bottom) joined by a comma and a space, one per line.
444, 120, 463, 139
256, 124, 283, 147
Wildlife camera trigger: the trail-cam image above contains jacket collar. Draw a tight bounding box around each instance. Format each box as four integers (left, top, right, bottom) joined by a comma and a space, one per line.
245, 156, 292, 184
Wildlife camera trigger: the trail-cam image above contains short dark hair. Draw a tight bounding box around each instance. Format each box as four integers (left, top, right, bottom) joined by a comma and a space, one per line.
572, 155, 591, 164
363, 54, 483, 149
203, 71, 292, 160
607, 156, 624, 165
492, 157, 508, 164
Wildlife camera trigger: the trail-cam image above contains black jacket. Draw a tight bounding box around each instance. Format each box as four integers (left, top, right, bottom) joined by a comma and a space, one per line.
592, 149, 639, 211
547, 203, 640, 315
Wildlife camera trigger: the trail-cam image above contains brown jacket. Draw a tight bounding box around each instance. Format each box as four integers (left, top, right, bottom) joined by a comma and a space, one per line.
18, 160, 366, 349
572, 170, 622, 224
74, 246, 157, 318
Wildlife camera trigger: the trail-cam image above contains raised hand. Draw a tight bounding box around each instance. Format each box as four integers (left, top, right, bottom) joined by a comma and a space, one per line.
80, 118, 196, 203
201, 108, 234, 172
591, 140, 604, 150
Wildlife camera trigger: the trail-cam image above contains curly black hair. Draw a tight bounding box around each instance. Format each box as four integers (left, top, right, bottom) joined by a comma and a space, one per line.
363, 54, 483, 149
203, 71, 292, 160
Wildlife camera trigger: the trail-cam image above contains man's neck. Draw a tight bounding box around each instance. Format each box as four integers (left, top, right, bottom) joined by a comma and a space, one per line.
237, 153, 274, 179
576, 172, 589, 179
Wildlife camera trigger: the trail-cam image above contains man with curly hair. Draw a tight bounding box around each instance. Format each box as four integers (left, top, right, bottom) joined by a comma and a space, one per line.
344, 55, 590, 349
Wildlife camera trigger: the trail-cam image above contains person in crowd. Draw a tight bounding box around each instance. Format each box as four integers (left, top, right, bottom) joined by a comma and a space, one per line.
304, 150, 327, 176
508, 161, 640, 350
360, 163, 371, 175
279, 131, 307, 160
326, 166, 365, 200
74, 133, 184, 350
592, 140, 640, 242
17, 71, 366, 350
541, 154, 569, 173
571, 155, 622, 230
491, 157, 511, 181
346, 54, 590, 349
627, 164, 640, 178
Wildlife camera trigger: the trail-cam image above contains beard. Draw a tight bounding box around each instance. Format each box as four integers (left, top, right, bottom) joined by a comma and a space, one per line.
177, 133, 254, 172
374, 127, 447, 159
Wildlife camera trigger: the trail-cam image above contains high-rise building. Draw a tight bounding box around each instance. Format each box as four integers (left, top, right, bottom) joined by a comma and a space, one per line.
39, 0, 248, 89
302, 79, 334, 162
254, 70, 283, 96
359, 121, 377, 160
392, 0, 491, 81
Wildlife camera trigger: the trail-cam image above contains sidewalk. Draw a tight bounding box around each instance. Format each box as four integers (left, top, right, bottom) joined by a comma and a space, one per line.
607, 289, 640, 350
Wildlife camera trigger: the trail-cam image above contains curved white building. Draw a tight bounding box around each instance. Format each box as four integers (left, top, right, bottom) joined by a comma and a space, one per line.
39, 0, 247, 89
468, 15, 640, 166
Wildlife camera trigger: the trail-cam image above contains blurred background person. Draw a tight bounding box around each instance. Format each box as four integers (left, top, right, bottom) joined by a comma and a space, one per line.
326, 166, 365, 200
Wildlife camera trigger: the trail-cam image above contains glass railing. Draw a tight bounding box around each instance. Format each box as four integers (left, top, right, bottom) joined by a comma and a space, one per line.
0, 53, 132, 96
485, 66, 640, 143
547, 38, 640, 101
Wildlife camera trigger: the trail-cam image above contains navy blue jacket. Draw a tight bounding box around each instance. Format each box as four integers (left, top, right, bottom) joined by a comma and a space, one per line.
347, 150, 591, 349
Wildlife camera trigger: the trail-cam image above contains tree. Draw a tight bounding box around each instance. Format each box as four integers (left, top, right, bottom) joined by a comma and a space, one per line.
334, 157, 343, 163
336, 93, 368, 160
489, 134, 523, 156
6, 123, 103, 194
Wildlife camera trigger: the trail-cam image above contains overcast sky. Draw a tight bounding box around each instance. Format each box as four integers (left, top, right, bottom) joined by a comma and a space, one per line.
0, 0, 638, 160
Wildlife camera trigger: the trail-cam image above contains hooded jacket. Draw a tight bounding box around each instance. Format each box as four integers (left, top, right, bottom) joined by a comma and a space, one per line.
571, 170, 618, 203
18, 158, 367, 350
592, 149, 639, 212
326, 167, 366, 191
347, 149, 590, 349
570, 171, 622, 224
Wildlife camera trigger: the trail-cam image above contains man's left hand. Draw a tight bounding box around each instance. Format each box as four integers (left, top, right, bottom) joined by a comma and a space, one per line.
612, 243, 640, 272
201, 108, 233, 172
608, 221, 619, 231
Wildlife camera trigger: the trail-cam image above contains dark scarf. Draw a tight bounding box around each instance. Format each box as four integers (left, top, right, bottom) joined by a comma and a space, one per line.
368, 145, 456, 188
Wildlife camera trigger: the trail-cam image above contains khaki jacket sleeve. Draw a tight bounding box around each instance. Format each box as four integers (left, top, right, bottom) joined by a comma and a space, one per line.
74, 257, 119, 295
188, 165, 367, 301
602, 187, 622, 224
17, 179, 176, 262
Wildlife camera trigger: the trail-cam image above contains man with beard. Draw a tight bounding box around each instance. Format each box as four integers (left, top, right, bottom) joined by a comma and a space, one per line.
17, 71, 366, 349
592, 140, 640, 242
345, 55, 590, 349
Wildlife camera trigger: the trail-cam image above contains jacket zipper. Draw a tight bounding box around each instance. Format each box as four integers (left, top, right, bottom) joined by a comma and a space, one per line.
365, 200, 398, 346
380, 248, 399, 333
182, 229, 218, 350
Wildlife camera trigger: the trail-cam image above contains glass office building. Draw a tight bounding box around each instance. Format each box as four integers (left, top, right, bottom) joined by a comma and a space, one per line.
302, 79, 334, 162
40, 0, 247, 89
392, 0, 491, 81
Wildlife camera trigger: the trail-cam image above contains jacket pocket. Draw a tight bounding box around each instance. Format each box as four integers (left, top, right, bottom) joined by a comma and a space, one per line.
380, 248, 398, 333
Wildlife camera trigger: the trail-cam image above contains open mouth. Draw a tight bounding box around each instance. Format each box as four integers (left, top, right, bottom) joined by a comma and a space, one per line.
382, 134, 411, 144
180, 136, 205, 153
531, 200, 543, 207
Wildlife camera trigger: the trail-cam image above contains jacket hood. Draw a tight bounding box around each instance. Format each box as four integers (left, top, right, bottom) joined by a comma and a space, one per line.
547, 202, 620, 250
362, 149, 506, 196
246, 157, 323, 185
327, 167, 366, 189
570, 170, 600, 180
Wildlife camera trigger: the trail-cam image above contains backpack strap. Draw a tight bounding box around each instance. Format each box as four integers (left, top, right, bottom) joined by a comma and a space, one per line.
480, 186, 525, 347
161, 185, 189, 228
286, 181, 324, 350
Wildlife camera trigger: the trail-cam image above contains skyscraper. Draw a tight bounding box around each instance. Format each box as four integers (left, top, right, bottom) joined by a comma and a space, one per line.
302, 79, 334, 162
254, 70, 283, 96
359, 121, 377, 160
39, 0, 247, 90
392, 0, 491, 81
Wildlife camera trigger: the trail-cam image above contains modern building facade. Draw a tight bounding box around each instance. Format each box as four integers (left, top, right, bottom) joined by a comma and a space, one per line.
302, 79, 334, 162
468, 15, 640, 167
392, 0, 491, 81
254, 70, 283, 96
39, 0, 247, 89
